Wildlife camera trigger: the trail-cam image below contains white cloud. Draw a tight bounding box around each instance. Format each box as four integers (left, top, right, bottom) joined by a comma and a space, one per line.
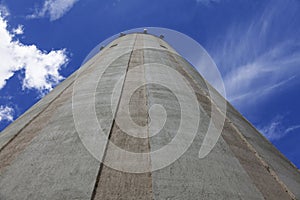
0, 11, 68, 94
259, 115, 300, 141
0, 106, 14, 122
12, 25, 24, 35
28, 0, 79, 21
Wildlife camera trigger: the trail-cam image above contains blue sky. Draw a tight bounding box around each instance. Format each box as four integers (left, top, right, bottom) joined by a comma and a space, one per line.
0, 0, 299, 167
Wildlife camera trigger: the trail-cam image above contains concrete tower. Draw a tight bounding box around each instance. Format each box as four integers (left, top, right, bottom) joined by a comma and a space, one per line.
0, 32, 299, 200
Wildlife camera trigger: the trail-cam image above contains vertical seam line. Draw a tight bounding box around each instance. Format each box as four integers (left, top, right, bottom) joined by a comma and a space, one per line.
90, 34, 138, 200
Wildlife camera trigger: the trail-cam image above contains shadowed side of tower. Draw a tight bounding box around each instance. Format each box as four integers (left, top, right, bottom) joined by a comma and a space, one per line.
0, 33, 299, 200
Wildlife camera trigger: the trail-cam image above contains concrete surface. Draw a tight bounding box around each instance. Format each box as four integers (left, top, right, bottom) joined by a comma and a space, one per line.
0, 33, 299, 200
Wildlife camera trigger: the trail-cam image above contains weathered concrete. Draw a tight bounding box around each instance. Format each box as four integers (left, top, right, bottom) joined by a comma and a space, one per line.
93, 34, 153, 200
0, 33, 299, 200
144, 49, 264, 200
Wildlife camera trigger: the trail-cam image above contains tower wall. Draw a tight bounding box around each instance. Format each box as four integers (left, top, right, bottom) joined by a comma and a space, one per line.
0, 33, 299, 200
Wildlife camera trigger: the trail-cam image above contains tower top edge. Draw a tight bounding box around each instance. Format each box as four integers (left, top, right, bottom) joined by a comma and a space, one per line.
82, 30, 167, 65
118, 31, 165, 40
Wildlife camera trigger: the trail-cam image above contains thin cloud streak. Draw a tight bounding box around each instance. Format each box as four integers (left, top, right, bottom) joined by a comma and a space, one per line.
259, 115, 300, 141
210, 0, 300, 108
28, 0, 79, 21
230, 75, 296, 103
285, 125, 300, 135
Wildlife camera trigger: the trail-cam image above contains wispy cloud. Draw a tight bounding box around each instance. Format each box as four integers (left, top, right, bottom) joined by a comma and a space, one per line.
0, 106, 14, 122
259, 115, 300, 141
285, 125, 300, 135
210, 0, 300, 108
28, 0, 79, 21
0, 4, 9, 16
0, 9, 68, 94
